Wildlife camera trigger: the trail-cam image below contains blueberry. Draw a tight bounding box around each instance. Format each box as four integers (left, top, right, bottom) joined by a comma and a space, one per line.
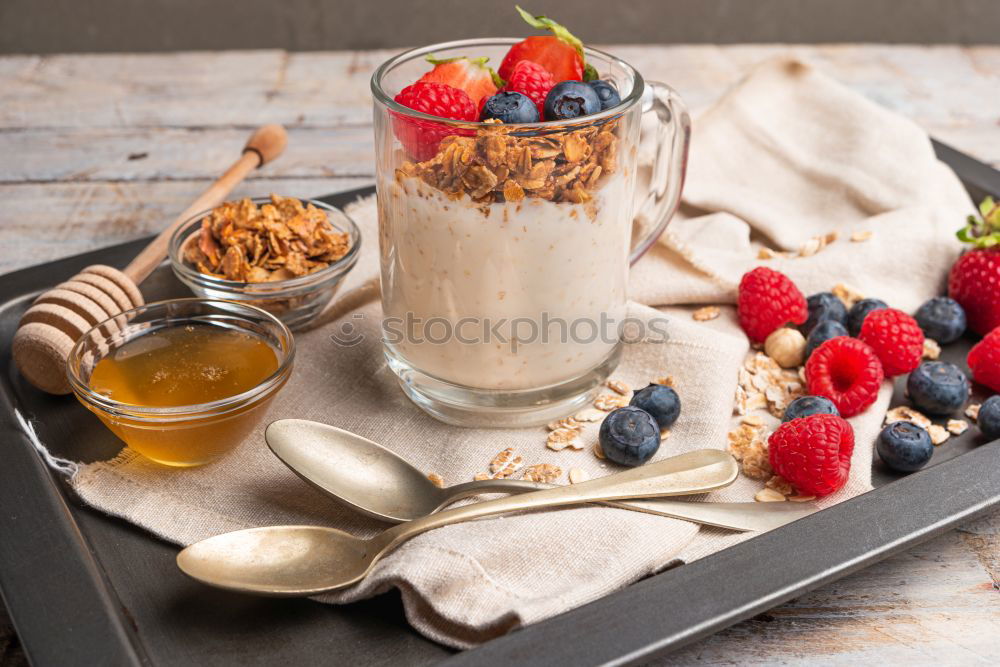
877, 421, 934, 472
599, 406, 661, 466
588, 80, 621, 110
629, 383, 681, 429
543, 81, 601, 120
914, 296, 966, 344
906, 361, 969, 415
802, 292, 848, 336
979, 395, 1000, 440
481, 91, 539, 124
783, 395, 840, 422
805, 319, 849, 358
847, 298, 889, 337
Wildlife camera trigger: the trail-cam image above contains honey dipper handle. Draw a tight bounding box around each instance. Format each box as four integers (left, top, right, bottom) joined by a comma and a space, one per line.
123, 124, 288, 284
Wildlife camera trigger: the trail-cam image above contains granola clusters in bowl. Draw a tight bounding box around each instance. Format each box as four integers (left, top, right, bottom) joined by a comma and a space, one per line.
169, 195, 360, 331
395, 119, 620, 213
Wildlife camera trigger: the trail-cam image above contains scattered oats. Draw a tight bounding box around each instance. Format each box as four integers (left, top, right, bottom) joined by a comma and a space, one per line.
489, 447, 524, 479
523, 463, 562, 483
547, 416, 581, 431
593, 442, 606, 459
574, 407, 605, 422
928, 424, 950, 446
755, 487, 787, 502
824, 231, 839, 245
547, 427, 583, 451
741, 415, 765, 427
747, 392, 769, 411
660, 428, 671, 440
733, 385, 749, 416
606, 379, 631, 396
947, 419, 969, 435
474, 472, 490, 481
850, 230, 873, 242
966, 403, 981, 422
692, 305, 721, 322
752, 372, 772, 392
885, 406, 931, 429
654, 375, 675, 387
923, 338, 941, 360
594, 393, 629, 411
758, 247, 778, 260
798, 366, 808, 383
788, 494, 816, 503
832, 283, 865, 309
427, 472, 445, 488
568, 468, 589, 484
727, 423, 772, 480
764, 327, 806, 368
766, 475, 795, 496
798, 237, 822, 258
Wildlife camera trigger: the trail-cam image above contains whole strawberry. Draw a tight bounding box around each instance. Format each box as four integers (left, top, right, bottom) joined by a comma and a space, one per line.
392, 82, 477, 161
858, 308, 924, 376
501, 60, 555, 116
968, 325, 1000, 392
499, 7, 591, 82
737, 267, 808, 344
949, 197, 1000, 335
769, 414, 855, 496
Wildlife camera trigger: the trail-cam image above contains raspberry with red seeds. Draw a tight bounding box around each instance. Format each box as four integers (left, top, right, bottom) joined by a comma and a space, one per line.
968, 325, 1000, 392
858, 308, 924, 377
392, 82, 477, 161
768, 413, 855, 496
805, 336, 884, 417
500, 60, 556, 117
737, 267, 808, 344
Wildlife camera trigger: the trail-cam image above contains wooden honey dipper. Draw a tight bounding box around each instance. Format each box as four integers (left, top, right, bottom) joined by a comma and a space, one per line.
12, 124, 288, 395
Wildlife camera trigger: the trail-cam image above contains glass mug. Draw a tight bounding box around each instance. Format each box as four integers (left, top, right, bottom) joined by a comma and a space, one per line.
371, 39, 690, 427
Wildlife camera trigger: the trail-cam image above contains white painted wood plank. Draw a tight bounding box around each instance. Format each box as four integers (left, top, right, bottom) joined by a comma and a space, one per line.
0, 127, 375, 182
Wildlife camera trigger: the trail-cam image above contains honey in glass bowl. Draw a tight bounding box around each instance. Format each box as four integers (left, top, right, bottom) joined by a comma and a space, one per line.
68, 299, 294, 467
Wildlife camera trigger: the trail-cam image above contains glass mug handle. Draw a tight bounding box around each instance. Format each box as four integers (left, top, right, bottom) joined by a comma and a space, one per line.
629, 80, 692, 265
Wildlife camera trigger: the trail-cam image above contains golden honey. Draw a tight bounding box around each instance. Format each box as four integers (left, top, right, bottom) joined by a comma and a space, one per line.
86, 324, 281, 466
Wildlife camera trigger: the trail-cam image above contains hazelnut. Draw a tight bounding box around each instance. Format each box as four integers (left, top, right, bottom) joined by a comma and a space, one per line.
764, 327, 806, 368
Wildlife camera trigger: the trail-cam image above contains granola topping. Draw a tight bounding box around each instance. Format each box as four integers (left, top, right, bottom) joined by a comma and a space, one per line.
183, 195, 351, 282
395, 119, 619, 208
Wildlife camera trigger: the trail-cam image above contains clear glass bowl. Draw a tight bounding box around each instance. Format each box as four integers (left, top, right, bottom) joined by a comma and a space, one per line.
168, 197, 361, 331
67, 298, 295, 467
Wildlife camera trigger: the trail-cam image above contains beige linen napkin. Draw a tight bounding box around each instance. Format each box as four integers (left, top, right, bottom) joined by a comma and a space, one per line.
67, 57, 974, 649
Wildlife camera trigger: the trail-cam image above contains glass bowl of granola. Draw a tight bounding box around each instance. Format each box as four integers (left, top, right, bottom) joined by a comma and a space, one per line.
168, 195, 360, 330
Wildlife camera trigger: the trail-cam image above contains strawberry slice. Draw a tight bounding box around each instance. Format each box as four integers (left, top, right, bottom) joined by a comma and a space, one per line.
418, 55, 502, 108
498, 6, 594, 83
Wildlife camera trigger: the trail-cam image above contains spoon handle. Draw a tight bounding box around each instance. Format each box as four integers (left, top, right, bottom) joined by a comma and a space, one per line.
374, 449, 738, 552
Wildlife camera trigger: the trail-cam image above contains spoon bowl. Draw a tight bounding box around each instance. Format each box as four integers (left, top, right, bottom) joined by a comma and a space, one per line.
178, 525, 371, 595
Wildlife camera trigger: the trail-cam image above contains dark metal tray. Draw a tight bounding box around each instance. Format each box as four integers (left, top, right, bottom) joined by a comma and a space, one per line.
1, 140, 998, 666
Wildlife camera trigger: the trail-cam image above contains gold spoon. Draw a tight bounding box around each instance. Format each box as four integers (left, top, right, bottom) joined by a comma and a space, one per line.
177, 449, 738, 596
265, 419, 819, 532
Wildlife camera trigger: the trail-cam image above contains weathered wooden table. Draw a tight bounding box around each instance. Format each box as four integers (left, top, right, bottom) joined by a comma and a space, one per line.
2, 45, 999, 664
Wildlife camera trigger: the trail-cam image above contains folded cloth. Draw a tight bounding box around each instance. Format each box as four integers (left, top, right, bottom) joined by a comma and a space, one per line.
68, 57, 974, 649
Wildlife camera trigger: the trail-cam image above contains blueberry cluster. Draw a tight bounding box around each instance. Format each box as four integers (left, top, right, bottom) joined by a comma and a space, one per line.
482, 79, 621, 124
598, 384, 679, 467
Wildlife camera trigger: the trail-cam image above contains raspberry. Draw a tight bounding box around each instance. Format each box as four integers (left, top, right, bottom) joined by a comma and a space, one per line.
392, 82, 477, 161
858, 308, 924, 376
768, 414, 855, 496
805, 336, 884, 417
501, 60, 556, 116
737, 267, 808, 344
968, 325, 1000, 392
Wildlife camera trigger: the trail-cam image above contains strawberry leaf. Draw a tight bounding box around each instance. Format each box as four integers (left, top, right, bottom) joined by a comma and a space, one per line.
515, 5, 586, 60
957, 198, 1000, 248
